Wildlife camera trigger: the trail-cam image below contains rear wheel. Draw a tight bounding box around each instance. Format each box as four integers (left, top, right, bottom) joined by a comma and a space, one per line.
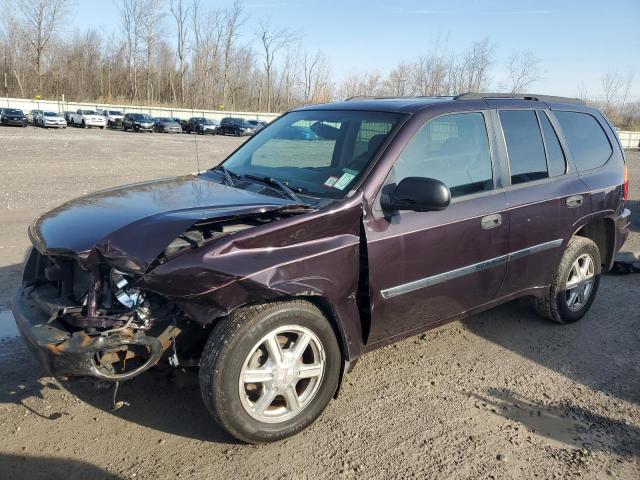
199, 300, 341, 443
534, 236, 601, 324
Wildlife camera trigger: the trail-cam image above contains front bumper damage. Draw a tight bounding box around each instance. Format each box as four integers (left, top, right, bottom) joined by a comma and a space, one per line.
13, 286, 181, 381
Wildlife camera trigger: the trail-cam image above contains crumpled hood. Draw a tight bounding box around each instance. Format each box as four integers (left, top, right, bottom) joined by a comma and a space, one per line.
30, 173, 308, 273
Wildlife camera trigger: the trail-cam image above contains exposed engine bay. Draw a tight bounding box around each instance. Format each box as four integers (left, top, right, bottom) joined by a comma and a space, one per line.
19, 212, 289, 382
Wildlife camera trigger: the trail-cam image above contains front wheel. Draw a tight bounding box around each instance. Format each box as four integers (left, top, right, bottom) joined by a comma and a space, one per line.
534, 236, 601, 324
199, 300, 341, 443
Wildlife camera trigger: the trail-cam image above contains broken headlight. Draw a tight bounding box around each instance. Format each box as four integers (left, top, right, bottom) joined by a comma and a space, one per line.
110, 269, 142, 309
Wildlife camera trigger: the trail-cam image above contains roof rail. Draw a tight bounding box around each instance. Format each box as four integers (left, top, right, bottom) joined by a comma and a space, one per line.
454, 92, 585, 105
344, 95, 453, 101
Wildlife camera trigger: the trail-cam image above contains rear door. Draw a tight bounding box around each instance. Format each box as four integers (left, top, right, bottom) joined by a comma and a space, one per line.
494, 107, 590, 296
365, 111, 510, 346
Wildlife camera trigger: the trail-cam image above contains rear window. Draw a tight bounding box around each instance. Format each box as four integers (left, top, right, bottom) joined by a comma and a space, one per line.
554, 111, 612, 172
500, 110, 548, 184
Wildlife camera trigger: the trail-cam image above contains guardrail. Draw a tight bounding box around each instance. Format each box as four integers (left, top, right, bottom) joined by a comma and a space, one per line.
0, 97, 280, 123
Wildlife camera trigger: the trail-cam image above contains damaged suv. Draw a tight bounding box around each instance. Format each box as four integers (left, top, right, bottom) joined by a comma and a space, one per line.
13, 93, 630, 443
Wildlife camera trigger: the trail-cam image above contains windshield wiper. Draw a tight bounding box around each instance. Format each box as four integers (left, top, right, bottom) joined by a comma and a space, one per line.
244, 174, 303, 202
212, 165, 239, 186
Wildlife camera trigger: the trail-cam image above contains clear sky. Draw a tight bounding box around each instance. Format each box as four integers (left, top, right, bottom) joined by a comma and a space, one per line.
70, 0, 640, 100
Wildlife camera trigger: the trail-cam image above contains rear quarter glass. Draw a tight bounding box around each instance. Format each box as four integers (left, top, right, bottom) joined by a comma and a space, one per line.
554, 111, 613, 172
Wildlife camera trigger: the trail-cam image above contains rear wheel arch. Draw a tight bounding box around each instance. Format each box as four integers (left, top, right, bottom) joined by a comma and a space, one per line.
573, 217, 615, 270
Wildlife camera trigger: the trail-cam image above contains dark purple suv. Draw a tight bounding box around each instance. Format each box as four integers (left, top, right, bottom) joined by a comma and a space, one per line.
13, 93, 630, 443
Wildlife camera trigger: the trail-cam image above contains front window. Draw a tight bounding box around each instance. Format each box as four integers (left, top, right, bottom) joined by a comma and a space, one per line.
43, 112, 57, 117
82, 110, 97, 115
4, 109, 22, 115
109, 111, 123, 115
222, 110, 404, 199
392, 112, 493, 198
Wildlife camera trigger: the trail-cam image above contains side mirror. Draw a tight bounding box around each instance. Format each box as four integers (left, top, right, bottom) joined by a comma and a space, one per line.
381, 177, 451, 212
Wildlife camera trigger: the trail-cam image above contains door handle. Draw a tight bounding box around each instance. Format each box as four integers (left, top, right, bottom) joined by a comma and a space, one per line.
566, 195, 584, 208
481, 213, 502, 229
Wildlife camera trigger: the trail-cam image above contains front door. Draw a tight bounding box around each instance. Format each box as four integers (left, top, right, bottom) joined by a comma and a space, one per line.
364, 111, 510, 347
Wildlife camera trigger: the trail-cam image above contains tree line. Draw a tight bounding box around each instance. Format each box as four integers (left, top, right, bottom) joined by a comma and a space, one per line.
0, 0, 637, 128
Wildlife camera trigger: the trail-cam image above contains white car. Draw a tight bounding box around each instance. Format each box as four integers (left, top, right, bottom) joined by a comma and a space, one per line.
37, 111, 67, 128
99, 109, 125, 128
70, 109, 107, 129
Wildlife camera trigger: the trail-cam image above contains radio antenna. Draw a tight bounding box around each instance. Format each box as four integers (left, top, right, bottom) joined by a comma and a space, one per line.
190, 105, 201, 172
193, 128, 201, 172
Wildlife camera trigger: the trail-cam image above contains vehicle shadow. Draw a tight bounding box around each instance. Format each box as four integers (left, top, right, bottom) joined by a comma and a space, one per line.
0, 452, 123, 480
462, 274, 640, 406
60, 367, 238, 444
0, 336, 235, 444
467, 387, 639, 456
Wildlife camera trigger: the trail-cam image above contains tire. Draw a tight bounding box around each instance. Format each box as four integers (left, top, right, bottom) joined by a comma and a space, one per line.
199, 300, 342, 444
534, 236, 601, 324
81, 120, 86, 129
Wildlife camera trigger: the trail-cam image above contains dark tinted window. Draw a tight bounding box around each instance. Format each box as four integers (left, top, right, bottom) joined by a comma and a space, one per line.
554, 111, 612, 172
394, 112, 493, 198
500, 110, 547, 184
539, 112, 566, 177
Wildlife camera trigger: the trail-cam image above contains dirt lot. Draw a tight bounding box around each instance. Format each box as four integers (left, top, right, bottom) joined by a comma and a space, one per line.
0, 126, 638, 480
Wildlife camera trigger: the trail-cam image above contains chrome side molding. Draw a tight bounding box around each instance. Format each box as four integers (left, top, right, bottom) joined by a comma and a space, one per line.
380, 238, 563, 299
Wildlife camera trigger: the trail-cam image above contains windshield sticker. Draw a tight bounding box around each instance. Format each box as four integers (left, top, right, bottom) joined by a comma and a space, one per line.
323, 176, 339, 187
333, 172, 356, 190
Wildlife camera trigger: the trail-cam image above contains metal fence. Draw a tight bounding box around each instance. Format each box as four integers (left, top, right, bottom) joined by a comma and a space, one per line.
0, 97, 280, 123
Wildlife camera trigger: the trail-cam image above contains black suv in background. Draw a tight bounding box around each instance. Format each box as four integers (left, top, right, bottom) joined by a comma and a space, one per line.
185, 117, 218, 134
122, 113, 154, 132
219, 117, 258, 136
0, 108, 28, 127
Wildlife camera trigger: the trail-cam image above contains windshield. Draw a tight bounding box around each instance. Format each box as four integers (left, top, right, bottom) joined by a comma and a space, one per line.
131, 114, 151, 121
221, 110, 403, 199
3, 109, 22, 115
82, 110, 97, 115
109, 111, 122, 115
44, 112, 57, 116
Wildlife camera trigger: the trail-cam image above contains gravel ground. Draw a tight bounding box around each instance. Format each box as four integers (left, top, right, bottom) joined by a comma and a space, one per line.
0, 126, 638, 480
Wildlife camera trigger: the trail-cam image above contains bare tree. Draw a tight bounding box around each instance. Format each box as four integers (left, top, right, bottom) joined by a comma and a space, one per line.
302, 50, 330, 102
141, 0, 163, 104
17, 0, 68, 94
118, 0, 144, 100
170, 0, 189, 104
221, 0, 244, 109
506, 50, 544, 93
451, 38, 494, 94
256, 21, 297, 111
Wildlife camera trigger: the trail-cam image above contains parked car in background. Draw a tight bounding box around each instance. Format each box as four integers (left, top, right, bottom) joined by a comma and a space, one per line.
218, 117, 258, 136
63, 111, 75, 125
122, 113, 154, 132
12, 93, 630, 444
247, 119, 267, 131
27, 109, 44, 125
185, 117, 218, 134
177, 118, 189, 132
0, 108, 28, 127
99, 109, 125, 129
37, 111, 67, 128
70, 109, 107, 129
153, 117, 183, 133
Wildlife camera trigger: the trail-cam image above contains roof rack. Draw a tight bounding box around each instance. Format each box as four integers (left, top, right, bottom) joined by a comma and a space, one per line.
344, 95, 453, 101
454, 92, 585, 105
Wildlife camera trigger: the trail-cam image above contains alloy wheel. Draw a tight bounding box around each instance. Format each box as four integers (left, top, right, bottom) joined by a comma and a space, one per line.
565, 253, 595, 311
238, 325, 325, 423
